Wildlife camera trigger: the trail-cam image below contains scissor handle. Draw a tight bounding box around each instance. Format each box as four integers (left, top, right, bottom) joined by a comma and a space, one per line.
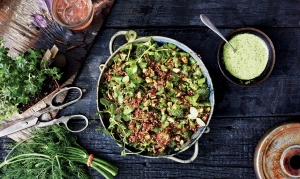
50, 87, 83, 110
57, 114, 88, 133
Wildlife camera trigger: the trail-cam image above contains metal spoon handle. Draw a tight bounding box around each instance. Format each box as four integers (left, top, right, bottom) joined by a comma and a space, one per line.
200, 14, 235, 51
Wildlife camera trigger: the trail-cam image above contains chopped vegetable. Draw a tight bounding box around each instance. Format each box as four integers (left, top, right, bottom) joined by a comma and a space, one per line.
0, 125, 118, 179
99, 31, 211, 155
125, 30, 137, 42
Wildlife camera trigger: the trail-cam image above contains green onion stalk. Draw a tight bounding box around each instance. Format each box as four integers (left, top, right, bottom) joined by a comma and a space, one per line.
64, 147, 118, 179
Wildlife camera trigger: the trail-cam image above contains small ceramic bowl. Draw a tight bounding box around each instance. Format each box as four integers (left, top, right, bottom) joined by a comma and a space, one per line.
217, 27, 275, 86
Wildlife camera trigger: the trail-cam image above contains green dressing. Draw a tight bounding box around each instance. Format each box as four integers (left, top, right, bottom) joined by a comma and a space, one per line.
223, 33, 269, 80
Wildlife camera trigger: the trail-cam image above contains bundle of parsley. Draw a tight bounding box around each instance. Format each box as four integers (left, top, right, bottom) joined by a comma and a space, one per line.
0, 125, 118, 179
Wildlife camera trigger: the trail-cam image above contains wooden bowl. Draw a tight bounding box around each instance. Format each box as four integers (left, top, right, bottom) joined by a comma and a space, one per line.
217, 27, 275, 86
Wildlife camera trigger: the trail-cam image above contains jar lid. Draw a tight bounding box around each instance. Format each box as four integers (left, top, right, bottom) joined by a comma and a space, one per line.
254, 121, 300, 179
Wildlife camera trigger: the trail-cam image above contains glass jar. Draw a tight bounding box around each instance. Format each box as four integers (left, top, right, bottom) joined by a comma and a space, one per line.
51, 0, 94, 31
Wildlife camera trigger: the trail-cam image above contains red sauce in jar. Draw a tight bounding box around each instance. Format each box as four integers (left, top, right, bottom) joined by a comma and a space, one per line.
55, 0, 90, 26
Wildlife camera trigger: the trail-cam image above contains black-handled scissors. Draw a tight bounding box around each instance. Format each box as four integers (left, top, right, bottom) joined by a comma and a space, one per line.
0, 87, 88, 137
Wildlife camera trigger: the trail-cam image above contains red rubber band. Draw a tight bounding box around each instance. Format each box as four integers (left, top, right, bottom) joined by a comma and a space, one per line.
87, 154, 94, 167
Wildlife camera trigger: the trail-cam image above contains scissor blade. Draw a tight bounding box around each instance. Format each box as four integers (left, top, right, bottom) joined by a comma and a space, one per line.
0, 117, 39, 137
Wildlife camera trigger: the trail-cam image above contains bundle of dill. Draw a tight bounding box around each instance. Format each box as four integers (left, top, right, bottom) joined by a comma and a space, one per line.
0, 125, 118, 179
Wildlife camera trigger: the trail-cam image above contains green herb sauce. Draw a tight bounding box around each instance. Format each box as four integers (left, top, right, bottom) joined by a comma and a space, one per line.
223, 33, 269, 80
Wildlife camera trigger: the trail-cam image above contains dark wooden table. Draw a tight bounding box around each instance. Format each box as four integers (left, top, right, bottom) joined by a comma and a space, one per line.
2, 0, 300, 178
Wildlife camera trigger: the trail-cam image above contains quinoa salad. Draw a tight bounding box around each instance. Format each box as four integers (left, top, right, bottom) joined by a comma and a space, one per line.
99, 32, 211, 155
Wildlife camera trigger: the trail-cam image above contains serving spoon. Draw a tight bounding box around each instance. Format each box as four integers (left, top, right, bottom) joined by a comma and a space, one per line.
200, 14, 235, 51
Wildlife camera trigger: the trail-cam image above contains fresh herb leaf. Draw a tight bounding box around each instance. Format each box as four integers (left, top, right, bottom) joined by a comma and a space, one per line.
0, 38, 62, 120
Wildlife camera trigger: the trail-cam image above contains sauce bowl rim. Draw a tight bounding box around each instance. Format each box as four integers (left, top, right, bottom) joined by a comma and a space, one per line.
217, 27, 276, 87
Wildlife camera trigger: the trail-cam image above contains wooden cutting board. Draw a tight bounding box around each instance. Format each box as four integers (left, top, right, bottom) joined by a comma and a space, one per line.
0, 0, 114, 141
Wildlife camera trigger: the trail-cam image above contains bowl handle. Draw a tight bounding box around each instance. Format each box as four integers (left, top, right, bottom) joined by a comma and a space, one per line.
164, 141, 199, 163
109, 31, 128, 55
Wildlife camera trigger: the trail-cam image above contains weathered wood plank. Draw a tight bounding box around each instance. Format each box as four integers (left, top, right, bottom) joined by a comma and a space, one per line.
1, 1, 300, 178
0, 116, 288, 178
78, 116, 292, 179
0, 0, 114, 56
104, 0, 300, 28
